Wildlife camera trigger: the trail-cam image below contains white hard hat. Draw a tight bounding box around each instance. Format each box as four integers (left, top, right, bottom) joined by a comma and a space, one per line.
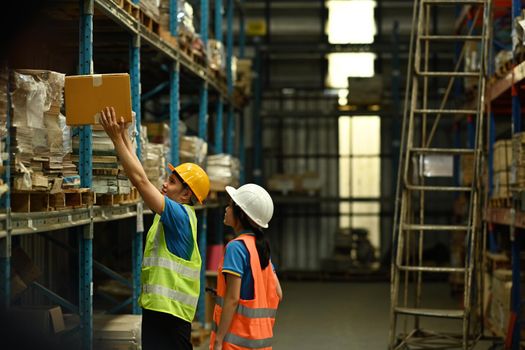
225, 184, 274, 228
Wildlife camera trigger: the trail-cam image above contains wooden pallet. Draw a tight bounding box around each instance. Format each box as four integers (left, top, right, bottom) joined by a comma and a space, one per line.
140, 10, 160, 35
159, 27, 177, 49
489, 196, 512, 208
11, 189, 94, 212
113, 0, 140, 20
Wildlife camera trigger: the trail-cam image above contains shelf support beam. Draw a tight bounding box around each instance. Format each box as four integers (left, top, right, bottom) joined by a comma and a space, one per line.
79, 1, 94, 348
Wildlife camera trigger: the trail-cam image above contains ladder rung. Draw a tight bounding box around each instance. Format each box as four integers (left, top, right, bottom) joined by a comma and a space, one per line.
395, 307, 465, 319
416, 71, 479, 78
402, 224, 470, 231
410, 147, 475, 155
419, 35, 483, 41
406, 184, 472, 192
413, 109, 478, 115
398, 265, 466, 273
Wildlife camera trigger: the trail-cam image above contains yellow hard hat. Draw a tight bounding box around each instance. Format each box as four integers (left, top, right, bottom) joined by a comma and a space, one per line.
168, 162, 210, 204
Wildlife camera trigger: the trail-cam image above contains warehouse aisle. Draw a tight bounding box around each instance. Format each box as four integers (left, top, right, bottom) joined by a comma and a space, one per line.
198, 281, 499, 350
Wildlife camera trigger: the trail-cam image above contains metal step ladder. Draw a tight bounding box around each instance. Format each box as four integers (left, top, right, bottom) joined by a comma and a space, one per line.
389, 1, 490, 349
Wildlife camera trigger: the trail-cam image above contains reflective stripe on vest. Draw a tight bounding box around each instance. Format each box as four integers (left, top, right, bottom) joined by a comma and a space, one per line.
143, 283, 199, 307
212, 322, 273, 349
215, 296, 277, 318
142, 256, 200, 280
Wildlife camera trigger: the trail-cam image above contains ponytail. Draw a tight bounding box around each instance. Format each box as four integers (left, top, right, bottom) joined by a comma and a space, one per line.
232, 203, 271, 269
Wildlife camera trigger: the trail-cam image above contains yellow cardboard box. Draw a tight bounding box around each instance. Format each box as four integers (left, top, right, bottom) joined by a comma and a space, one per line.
64, 73, 132, 125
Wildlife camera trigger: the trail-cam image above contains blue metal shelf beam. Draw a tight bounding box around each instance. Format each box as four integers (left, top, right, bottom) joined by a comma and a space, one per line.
79, 1, 94, 349
129, 33, 143, 315
215, 0, 224, 154
252, 43, 262, 185
197, 0, 209, 326
225, 0, 235, 156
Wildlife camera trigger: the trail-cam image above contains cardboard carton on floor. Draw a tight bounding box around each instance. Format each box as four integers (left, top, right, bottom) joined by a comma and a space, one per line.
9, 305, 65, 335
64, 73, 132, 125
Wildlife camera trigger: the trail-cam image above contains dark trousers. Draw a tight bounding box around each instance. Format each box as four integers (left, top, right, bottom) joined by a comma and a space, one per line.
141, 308, 192, 350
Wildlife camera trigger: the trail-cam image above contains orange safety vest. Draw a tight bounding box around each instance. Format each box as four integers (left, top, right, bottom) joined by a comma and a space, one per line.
210, 235, 280, 349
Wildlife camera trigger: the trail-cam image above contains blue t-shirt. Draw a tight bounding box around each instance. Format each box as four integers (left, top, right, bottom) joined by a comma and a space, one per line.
222, 232, 274, 300
159, 197, 193, 260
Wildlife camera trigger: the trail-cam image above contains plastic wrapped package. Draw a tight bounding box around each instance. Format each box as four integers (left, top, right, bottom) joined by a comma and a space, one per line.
45, 113, 71, 155
177, 0, 195, 34
11, 73, 46, 128
179, 136, 207, 166
15, 69, 65, 113
207, 40, 225, 71
206, 154, 240, 191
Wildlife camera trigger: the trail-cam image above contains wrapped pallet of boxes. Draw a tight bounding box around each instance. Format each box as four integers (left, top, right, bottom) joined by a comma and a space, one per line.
492, 139, 512, 199
488, 269, 525, 336
207, 154, 240, 191
180, 135, 207, 166
93, 314, 142, 350
10, 70, 81, 198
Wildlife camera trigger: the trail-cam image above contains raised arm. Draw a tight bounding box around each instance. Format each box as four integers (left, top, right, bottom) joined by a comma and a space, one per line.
100, 107, 165, 214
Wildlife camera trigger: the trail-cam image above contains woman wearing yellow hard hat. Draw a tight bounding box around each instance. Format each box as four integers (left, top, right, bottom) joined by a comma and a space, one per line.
99, 107, 210, 350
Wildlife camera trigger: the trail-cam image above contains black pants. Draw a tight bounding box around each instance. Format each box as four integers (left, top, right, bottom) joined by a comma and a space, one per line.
141, 308, 192, 350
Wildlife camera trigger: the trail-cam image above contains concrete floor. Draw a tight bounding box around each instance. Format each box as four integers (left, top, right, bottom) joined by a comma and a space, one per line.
197, 281, 502, 350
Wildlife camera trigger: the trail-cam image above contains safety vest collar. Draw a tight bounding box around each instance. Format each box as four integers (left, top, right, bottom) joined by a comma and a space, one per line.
215, 296, 277, 318
212, 322, 273, 349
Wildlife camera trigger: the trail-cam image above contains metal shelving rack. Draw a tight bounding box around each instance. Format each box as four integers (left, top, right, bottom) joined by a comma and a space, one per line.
483, 0, 524, 348
0, 0, 247, 348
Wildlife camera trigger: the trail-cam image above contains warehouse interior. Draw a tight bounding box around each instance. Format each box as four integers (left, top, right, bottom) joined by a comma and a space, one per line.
0, 0, 523, 349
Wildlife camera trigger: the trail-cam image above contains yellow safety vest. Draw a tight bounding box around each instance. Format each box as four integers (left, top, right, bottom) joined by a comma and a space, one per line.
139, 204, 201, 322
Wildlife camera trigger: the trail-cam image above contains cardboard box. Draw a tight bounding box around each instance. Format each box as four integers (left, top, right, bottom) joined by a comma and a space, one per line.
10, 305, 65, 335
64, 74, 132, 125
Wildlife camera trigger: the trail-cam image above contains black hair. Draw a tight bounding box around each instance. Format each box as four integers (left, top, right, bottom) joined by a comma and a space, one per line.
232, 202, 271, 270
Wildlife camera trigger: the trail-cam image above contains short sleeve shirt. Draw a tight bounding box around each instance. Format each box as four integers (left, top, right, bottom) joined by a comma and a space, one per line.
159, 196, 193, 260
222, 232, 274, 300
